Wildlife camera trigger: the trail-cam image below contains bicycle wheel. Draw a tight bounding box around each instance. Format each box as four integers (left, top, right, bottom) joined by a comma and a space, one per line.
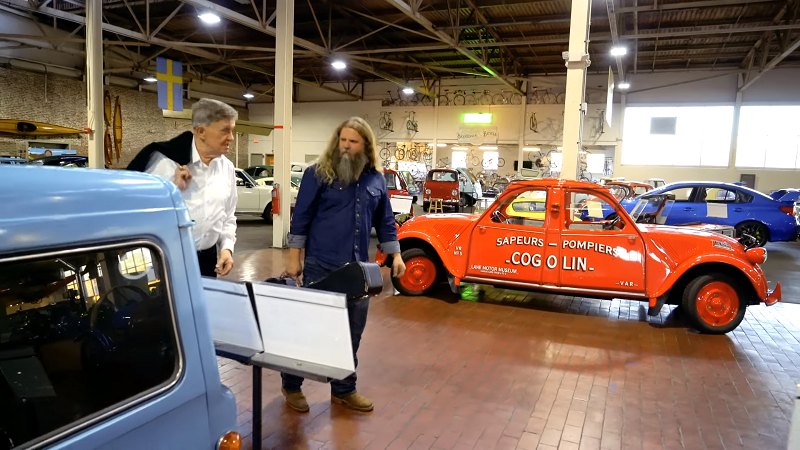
452, 94, 465, 106
492, 93, 506, 105
409, 149, 420, 161
510, 93, 523, 105
497, 157, 505, 168
380, 147, 391, 161
395, 147, 406, 160
556, 93, 566, 103
421, 96, 433, 106
480, 93, 492, 105
464, 94, 476, 105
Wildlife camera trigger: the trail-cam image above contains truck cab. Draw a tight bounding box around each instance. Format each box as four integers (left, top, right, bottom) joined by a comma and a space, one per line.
0, 166, 239, 449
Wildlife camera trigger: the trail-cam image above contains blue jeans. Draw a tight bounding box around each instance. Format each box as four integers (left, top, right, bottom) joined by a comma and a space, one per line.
281, 257, 369, 396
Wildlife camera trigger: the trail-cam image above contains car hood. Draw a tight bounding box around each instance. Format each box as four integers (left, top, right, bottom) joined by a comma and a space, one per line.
637, 223, 745, 258
398, 213, 477, 244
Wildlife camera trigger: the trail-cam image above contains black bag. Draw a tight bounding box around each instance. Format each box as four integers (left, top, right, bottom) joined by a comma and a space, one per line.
264, 261, 383, 300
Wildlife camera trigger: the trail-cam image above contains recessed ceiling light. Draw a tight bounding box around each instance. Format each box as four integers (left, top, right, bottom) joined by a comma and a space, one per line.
331, 60, 346, 70
198, 12, 221, 24
143, 76, 157, 82
401, 87, 414, 95
610, 46, 627, 56
618, 82, 631, 90
436, 143, 447, 147
243, 93, 255, 99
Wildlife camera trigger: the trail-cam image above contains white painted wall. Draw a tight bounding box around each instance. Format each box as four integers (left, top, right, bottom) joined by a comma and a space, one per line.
250, 68, 800, 192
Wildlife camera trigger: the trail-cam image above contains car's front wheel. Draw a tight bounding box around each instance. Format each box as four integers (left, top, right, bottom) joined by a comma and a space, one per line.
682, 273, 746, 334
735, 221, 768, 247
392, 248, 440, 295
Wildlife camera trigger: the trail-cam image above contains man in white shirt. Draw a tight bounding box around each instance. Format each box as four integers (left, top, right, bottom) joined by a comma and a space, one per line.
127, 98, 238, 277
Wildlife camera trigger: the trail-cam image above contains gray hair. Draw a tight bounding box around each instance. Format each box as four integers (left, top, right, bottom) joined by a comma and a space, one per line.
191, 98, 238, 127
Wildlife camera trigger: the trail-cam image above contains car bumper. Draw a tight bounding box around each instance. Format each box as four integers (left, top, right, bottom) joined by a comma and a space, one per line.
765, 282, 781, 306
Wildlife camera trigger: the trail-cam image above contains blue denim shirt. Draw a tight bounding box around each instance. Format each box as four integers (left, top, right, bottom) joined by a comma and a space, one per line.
288, 164, 400, 266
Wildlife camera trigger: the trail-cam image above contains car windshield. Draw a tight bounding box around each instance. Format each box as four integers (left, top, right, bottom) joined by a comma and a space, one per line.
630, 195, 675, 224
237, 170, 257, 185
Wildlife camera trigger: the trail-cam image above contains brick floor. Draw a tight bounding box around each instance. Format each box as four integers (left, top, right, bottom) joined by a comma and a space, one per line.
220, 244, 800, 450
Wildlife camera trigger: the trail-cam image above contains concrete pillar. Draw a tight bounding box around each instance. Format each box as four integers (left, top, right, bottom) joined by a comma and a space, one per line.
560, 0, 593, 180
272, 0, 295, 248
86, 0, 104, 169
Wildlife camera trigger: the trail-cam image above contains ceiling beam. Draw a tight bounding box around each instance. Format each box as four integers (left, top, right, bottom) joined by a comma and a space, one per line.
605, 0, 625, 83
739, 34, 800, 91
615, 0, 774, 14
179, 0, 429, 96
2, 0, 360, 99
382, 0, 523, 95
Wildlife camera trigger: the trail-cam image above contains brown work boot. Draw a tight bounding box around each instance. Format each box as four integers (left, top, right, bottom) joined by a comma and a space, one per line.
281, 388, 309, 413
331, 392, 374, 412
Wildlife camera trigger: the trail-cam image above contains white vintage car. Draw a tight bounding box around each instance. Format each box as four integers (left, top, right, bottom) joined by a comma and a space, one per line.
234, 168, 273, 221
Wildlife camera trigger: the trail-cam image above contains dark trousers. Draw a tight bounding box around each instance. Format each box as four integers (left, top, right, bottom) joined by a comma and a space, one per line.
197, 246, 217, 278
281, 257, 369, 396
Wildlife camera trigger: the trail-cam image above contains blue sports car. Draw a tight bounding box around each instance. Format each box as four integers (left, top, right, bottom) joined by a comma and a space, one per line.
621, 181, 800, 247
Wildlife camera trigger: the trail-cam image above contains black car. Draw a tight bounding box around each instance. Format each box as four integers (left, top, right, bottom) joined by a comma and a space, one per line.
244, 165, 274, 179
30, 155, 89, 167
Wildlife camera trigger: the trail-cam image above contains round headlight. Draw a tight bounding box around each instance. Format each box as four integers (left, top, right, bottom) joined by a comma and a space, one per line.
452, 189, 458, 196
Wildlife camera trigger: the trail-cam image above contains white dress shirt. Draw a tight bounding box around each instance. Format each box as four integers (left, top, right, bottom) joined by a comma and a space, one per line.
145, 138, 237, 253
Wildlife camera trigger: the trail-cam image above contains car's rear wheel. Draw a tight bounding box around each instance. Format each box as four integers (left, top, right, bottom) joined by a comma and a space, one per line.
261, 202, 273, 223
682, 273, 746, 334
735, 221, 768, 247
392, 248, 440, 296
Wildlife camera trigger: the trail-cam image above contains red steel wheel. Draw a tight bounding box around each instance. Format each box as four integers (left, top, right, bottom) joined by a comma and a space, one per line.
392, 248, 440, 295
683, 274, 746, 334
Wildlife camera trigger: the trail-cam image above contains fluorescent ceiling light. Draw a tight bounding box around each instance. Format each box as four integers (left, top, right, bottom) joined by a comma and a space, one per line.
618, 82, 631, 90
243, 93, 255, 99
401, 87, 415, 95
436, 143, 447, 147
522, 147, 540, 152
331, 60, 346, 70
143, 76, 157, 82
451, 146, 468, 150
198, 12, 221, 24
610, 46, 627, 56
478, 145, 498, 150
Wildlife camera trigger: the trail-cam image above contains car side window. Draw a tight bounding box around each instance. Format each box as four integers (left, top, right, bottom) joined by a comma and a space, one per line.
665, 187, 693, 202
492, 189, 547, 228
384, 172, 397, 189
0, 244, 178, 448
566, 190, 625, 231
706, 188, 737, 202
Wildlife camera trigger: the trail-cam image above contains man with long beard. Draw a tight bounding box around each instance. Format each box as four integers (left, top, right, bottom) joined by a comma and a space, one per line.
282, 116, 406, 413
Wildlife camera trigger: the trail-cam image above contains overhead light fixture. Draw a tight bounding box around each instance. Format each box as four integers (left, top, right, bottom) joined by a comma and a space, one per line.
436, 143, 448, 147
401, 87, 415, 95
198, 12, 221, 24
610, 46, 627, 57
451, 146, 469, 151
618, 81, 631, 90
143, 75, 157, 83
243, 93, 255, 99
522, 147, 541, 152
463, 113, 492, 124
331, 60, 346, 70
478, 146, 498, 151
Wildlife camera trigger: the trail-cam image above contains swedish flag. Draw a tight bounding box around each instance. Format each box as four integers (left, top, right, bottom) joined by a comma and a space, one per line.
156, 57, 183, 111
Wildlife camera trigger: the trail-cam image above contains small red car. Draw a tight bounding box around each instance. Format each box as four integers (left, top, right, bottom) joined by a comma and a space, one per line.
377, 179, 781, 334
384, 168, 414, 216
422, 168, 461, 212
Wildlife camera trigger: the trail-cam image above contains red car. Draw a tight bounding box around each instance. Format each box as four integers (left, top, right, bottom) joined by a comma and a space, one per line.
384, 168, 414, 216
377, 179, 780, 334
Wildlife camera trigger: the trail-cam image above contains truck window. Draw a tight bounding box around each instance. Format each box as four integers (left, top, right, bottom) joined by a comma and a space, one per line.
0, 244, 179, 448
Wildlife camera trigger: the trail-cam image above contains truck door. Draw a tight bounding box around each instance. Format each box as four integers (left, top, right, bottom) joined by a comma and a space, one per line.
465, 186, 548, 285
557, 188, 646, 296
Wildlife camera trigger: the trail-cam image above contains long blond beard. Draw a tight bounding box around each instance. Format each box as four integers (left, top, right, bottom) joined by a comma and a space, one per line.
334, 151, 368, 184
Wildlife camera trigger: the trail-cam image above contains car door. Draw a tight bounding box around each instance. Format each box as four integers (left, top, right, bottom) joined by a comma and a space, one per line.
658, 185, 700, 224
465, 186, 548, 285
235, 170, 260, 212
557, 187, 646, 296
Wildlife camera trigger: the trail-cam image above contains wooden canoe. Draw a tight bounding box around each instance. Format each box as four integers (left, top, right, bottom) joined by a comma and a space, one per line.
0, 119, 85, 137
113, 96, 122, 162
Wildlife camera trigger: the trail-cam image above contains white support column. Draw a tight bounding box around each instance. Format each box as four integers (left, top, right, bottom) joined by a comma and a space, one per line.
517, 83, 528, 175
729, 74, 744, 170
560, 0, 593, 180
272, 0, 295, 248
86, 0, 104, 169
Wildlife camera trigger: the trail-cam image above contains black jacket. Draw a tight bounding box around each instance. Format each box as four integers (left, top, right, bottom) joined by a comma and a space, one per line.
126, 131, 194, 171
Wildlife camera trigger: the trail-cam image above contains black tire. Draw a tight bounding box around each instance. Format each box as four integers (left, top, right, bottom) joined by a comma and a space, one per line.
422, 201, 430, 212
262, 203, 273, 223
392, 248, 441, 295
735, 221, 769, 247
682, 273, 746, 334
